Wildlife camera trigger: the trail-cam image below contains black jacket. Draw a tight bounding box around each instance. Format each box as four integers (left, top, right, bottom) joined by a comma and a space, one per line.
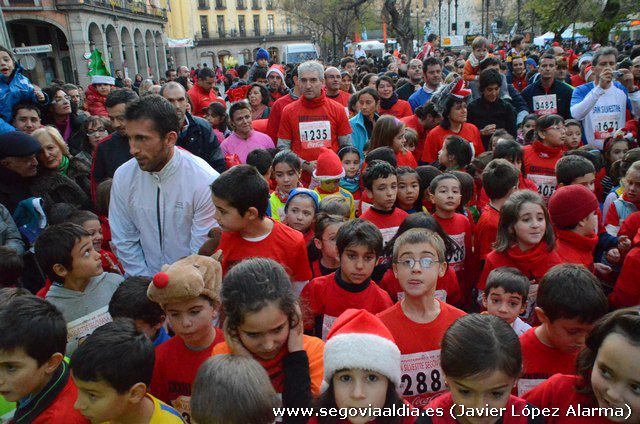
178, 112, 227, 174
397, 81, 421, 101
0, 165, 32, 215
92, 131, 131, 185
521, 80, 574, 120
468, 97, 517, 150
65, 113, 87, 155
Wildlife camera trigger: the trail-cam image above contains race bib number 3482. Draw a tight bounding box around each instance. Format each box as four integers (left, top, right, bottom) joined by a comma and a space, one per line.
299, 121, 331, 149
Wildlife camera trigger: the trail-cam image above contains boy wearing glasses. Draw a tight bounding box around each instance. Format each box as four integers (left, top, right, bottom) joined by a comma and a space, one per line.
300, 219, 392, 340
377, 228, 465, 408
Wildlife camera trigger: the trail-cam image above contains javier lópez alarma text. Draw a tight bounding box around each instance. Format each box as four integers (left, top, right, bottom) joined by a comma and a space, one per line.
445, 404, 632, 420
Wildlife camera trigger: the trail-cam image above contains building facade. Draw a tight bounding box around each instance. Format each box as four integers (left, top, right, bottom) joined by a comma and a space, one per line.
167, 0, 311, 68
2, 0, 168, 88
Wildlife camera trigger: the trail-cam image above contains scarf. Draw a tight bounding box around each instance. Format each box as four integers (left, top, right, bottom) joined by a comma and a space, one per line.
504, 241, 556, 283
251, 103, 267, 121
532, 140, 563, 159
13, 361, 70, 423
57, 155, 69, 176
555, 228, 598, 269
340, 173, 360, 194
379, 92, 399, 110
301, 90, 328, 109
55, 116, 72, 141
254, 347, 289, 393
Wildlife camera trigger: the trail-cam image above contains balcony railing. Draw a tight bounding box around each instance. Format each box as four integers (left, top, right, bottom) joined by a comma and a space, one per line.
266, 0, 275, 9
198, 0, 210, 9
236, 0, 246, 9
251, 0, 261, 9
55, 0, 167, 19
215, 0, 226, 9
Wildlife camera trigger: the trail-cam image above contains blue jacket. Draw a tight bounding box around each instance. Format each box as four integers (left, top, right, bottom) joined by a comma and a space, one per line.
349, 112, 369, 158
0, 66, 42, 124
408, 88, 435, 111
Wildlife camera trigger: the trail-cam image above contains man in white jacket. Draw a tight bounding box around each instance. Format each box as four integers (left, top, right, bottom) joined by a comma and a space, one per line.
109, 95, 219, 276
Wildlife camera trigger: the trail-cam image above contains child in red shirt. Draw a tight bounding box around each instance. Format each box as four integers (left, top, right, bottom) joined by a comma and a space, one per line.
396, 167, 424, 214
378, 212, 461, 305
269, 151, 302, 222
313, 148, 356, 218
310, 309, 418, 424
369, 115, 417, 168
548, 185, 599, 271
310, 213, 346, 278
338, 146, 362, 207
377, 229, 465, 408
429, 174, 473, 306
523, 308, 640, 423
475, 159, 519, 264
517, 264, 608, 397
213, 257, 325, 410
425, 314, 538, 424
148, 255, 225, 422
522, 114, 565, 204
360, 160, 409, 244
211, 165, 312, 295
478, 190, 561, 321
301, 219, 393, 339
437, 135, 472, 172
605, 161, 640, 236
283, 188, 319, 244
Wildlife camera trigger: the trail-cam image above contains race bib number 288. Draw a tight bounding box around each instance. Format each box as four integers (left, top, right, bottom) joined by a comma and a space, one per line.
299, 121, 331, 149
399, 350, 443, 398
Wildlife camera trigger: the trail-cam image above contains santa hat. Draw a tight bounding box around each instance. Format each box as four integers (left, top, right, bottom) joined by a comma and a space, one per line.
548, 185, 598, 229
430, 77, 471, 115
584, 65, 593, 81
323, 309, 401, 389
578, 54, 593, 68
91, 75, 115, 85
226, 84, 251, 103
313, 148, 345, 181
266, 64, 288, 88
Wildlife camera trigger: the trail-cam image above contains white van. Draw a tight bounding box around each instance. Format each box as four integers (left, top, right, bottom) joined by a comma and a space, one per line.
284, 43, 319, 64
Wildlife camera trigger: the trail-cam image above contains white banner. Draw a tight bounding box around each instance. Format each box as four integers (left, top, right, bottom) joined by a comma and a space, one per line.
167, 38, 194, 48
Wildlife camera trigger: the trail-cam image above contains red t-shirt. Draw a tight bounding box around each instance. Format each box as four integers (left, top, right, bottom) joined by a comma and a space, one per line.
522, 374, 611, 424
570, 74, 587, 87
150, 327, 224, 420
218, 220, 312, 291
378, 266, 460, 305
554, 228, 597, 272
523, 141, 563, 203
396, 150, 418, 168
477, 174, 538, 210
474, 205, 501, 260
618, 211, 640, 239
278, 94, 352, 161
326, 90, 351, 108
301, 272, 393, 339
377, 301, 465, 408
379, 99, 413, 119
609, 238, 640, 308
187, 84, 224, 117
421, 123, 484, 163
266, 93, 297, 142
360, 207, 409, 244
434, 213, 473, 289
400, 114, 428, 162
517, 328, 578, 397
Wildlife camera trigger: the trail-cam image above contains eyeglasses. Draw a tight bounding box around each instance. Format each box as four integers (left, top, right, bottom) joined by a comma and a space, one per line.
395, 257, 440, 270
87, 129, 108, 137
52, 95, 71, 104
547, 125, 566, 131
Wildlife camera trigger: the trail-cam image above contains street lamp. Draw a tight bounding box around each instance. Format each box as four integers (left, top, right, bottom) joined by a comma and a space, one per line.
438, 0, 443, 40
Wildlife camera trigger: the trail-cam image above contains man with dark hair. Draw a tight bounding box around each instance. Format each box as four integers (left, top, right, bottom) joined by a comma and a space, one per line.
408, 57, 443, 110
161, 82, 226, 173
521, 54, 573, 119
109, 95, 219, 276
187, 67, 224, 118
91, 88, 139, 199
397, 59, 424, 101
165, 68, 177, 81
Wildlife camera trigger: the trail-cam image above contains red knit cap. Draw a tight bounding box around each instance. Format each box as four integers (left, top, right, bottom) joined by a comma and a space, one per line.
548, 185, 598, 229
313, 148, 345, 181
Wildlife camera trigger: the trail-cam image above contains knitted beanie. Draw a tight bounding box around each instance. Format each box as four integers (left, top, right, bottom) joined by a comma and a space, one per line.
256, 48, 270, 62
0, 131, 41, 159
285, 188, 320, 212
548, 185, 598, 229
313, 149, 346, 181
323, 309, 401, 388
91, 75, 116, 85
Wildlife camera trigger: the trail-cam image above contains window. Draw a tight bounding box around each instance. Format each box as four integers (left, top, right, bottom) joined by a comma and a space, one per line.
215, 0, 226, 9
267, 14, 274, 35
236, 0, 246, 9
200, 15, 209, 38
217, 15, 226, 37
253, 15, 261, 36
286, 17, 292, 35
239, 15, 246, 37
252, 0, 261, 9
198, 0, 210, 9
266, 0, 274, 9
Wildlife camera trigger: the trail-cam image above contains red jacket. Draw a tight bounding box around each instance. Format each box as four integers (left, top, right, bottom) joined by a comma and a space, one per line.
609, 228, 640, 308
266, 93, 297, 142
554, 228, 597, 272
188, 84, 224, 117
84, 85, 108, 117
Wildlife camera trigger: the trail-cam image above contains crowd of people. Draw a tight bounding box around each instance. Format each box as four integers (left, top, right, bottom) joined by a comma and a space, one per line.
0, 34, 640, 423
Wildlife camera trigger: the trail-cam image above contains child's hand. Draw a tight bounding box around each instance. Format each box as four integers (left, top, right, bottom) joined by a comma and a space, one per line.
287, 303, 304, 353
34, 87, 45, 102
223, 318, 252, 357
606, 248, 621, 265
480, 124, 497, 136
594, 263, 613, 279
618, 235, 632, 255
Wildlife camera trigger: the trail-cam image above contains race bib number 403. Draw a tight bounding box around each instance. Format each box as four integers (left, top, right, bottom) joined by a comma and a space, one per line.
300, 121, 331, 149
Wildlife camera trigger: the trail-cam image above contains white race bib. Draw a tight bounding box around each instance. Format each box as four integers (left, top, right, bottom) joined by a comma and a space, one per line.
517, 378, 546, 397
380, 226, 400, 245
447, 233, 466, 272
528, 173, 557, 203
67, 306, 112, 352
321, 314, 337, 341
593, 114, 620, 141
532, 94, 557, 115
299, 121, 331, 149
399, 350, 444, 400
